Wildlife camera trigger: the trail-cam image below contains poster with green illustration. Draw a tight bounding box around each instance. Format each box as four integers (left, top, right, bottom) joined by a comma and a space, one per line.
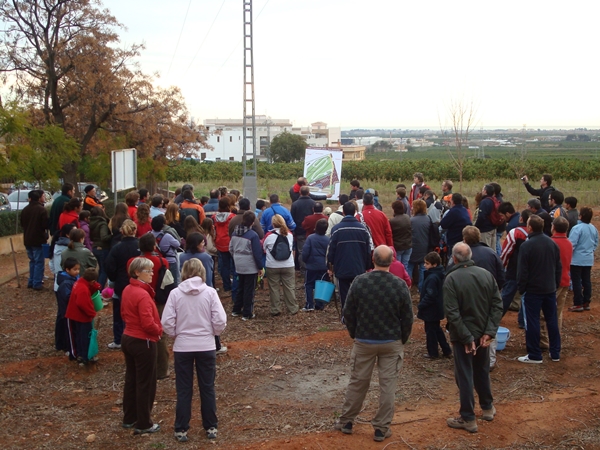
303, 148, 342, 200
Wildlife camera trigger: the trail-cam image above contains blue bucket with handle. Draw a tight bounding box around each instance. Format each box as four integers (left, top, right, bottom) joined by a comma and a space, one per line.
496, 326, 510, 351
314, 274, 335, 303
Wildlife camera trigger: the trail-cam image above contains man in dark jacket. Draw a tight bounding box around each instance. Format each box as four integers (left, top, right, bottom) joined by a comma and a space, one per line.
460, 226, 504, 290
444, 243, 502, 433
49, 183, 74, 236
527, 198, 552, 236
517, 215, 561, 364
327, 202, 371, 308
474, 184, 497, 250
335, 245, 412, 443
522, 173, 554, 213
203, 189, 220, 217
21, 190, 49, 290
498, 202, 520, 234
440, 193, 472, 252
228, 198, 264, 239
291, 186, 316, 270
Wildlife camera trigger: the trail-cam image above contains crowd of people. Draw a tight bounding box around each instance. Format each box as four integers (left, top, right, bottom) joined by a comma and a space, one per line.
16, 171, 597, 442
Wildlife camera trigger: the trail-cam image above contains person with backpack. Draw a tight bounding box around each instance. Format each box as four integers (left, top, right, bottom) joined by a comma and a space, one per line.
263, 214, 297, 316
259, 194, 296, 233
151, 215, 182, 286
230, 212, 264, 320
213, 198, 237, 298
475, 184, 501, 250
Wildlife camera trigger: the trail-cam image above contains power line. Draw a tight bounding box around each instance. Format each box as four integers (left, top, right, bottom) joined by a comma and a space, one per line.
186, 0, 228, 73
166, 0, 193, 78
213, 0, 271, 76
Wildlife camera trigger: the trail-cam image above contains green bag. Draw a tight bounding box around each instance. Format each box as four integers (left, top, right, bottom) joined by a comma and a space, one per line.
88, 317, 101, 360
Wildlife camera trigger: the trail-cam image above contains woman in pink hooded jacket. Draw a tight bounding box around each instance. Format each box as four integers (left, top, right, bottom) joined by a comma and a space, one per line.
161, 258, 227, 443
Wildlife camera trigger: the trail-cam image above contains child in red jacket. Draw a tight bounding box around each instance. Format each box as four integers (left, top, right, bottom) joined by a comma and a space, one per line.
65, 268, 101, 365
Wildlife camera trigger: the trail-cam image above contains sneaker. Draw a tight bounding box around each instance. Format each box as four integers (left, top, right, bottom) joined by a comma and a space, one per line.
517, 355, 543, 364
550, 353, 560, 362
206, 427, 218, 439
583, 303, 591, 311
373, 428, 392, 442
334, 421, 353, 434
134, 423, 160, 435
174, 431, 188, 442
122, 423, 136, 429
90, 356, 99, 362
422, 353, 439, 359
301, 307, 315, 312
231, 311, 242, 317
568, 305, 584, 312
481, 405, 496, 421
242, 314, 256, 321
216, 346, 228, 355
107, 342, 121, 349
446, 416, 478, 433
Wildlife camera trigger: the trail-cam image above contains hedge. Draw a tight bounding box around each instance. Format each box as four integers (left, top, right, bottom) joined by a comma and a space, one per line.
167, 158, 600, 183
0, 211, 23, 238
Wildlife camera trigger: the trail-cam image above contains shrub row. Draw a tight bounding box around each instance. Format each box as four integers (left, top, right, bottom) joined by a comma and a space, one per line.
0, 211, 23, 238
167, 158, 600, 183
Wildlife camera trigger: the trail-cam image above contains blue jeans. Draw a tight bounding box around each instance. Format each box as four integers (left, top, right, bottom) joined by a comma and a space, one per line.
217, 251, 237, 297
495, 232, 502, 256
26, 246, 45, 288
93, 248, 109, 289
305, 269, 328, 310
502, 279, 525, 327
396, 248, 412, 272
406, 261, 425, 292
523, 292, 561, 360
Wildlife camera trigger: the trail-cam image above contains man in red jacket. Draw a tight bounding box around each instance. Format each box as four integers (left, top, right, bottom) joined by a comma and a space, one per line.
362, 193, 393, 247
540, 216, 573, 348
65, 268, 101, 364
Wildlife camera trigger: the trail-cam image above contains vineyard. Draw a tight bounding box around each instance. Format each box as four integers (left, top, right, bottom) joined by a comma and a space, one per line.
167, 157, 600, 184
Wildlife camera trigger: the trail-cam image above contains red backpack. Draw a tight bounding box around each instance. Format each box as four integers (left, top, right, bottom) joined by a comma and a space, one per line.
488, 197, 506, 227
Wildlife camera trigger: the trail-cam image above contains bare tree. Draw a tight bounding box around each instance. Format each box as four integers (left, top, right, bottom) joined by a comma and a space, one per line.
439, 98, 478, 193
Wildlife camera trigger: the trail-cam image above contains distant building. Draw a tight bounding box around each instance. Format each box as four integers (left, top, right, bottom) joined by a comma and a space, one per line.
198, 116, 340, 161
330, 143, 366, 161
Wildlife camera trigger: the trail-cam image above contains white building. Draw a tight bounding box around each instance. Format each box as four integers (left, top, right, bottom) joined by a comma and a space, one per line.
197, 116, 341, 161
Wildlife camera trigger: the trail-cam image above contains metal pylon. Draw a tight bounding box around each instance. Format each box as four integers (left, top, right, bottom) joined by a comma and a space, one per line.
242, 0, 257, 205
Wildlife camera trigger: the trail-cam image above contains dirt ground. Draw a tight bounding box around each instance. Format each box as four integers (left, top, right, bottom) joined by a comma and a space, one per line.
2, 237, 600, 450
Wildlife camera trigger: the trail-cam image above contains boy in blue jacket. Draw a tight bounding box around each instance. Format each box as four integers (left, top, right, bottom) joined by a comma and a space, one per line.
55, 257, 80, 355
417, 252, 452, 359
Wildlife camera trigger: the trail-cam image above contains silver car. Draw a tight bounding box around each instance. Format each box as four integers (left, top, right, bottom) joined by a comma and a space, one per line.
0, 193, 11, 212
8, 190, 53, 211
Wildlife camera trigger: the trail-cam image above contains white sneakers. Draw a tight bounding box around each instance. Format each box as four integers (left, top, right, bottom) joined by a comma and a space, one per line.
517, 355, 543, 364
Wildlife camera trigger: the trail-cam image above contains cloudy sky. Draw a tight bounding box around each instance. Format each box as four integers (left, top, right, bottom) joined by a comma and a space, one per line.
103, 0, 599, 129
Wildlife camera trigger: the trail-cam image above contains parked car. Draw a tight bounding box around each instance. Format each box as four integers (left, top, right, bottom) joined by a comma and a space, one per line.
8, 190, 53, 211
0, 193, 11, 212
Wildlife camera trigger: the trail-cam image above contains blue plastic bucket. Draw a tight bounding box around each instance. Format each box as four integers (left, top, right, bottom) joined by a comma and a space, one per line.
42, 243, 50, 259
496, 326, 510, 351
314, 275, 335, 303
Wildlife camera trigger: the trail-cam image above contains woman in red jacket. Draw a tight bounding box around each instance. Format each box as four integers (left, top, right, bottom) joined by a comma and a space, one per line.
213, 198, 236, 295
121, 257, 163, 435
58, 197, 82, 230
65, 267, 101, 365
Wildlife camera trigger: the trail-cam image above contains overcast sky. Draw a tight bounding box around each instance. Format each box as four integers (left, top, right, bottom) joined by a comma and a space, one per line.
103, 0, 599, 129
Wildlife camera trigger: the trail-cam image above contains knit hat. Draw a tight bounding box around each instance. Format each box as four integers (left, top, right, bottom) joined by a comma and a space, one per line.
84, 185, 95, 193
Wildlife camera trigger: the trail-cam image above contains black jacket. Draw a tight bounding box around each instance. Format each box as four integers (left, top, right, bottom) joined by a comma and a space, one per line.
290, 196, 316, 236
525, 183, 555, 213
21, 202, 48, 247
475, 196, 496, 233
417, 265, 446, 322
105, 236, 140, 296
535, 209, 553, 236
327, 216, 371, 279
470, 242, 505, 290
517, 231, 561, 295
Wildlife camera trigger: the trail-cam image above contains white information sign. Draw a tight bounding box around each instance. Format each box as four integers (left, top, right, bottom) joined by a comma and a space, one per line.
303, 147, 343, 201
111, 148, 137, 192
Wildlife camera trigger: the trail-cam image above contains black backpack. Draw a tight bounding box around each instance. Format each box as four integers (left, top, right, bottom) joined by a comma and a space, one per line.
154, 256, 176, 305
269, 231, 292, 261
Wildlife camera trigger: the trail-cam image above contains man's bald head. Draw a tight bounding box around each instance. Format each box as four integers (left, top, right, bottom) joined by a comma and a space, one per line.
373, 245, 394, 269
452, 242, 472, 263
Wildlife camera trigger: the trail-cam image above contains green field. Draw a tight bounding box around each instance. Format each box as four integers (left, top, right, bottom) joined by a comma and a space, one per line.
367, 144, 600, 161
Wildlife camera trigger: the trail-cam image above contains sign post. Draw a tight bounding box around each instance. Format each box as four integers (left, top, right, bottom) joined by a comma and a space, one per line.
111, 148, 137, 205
